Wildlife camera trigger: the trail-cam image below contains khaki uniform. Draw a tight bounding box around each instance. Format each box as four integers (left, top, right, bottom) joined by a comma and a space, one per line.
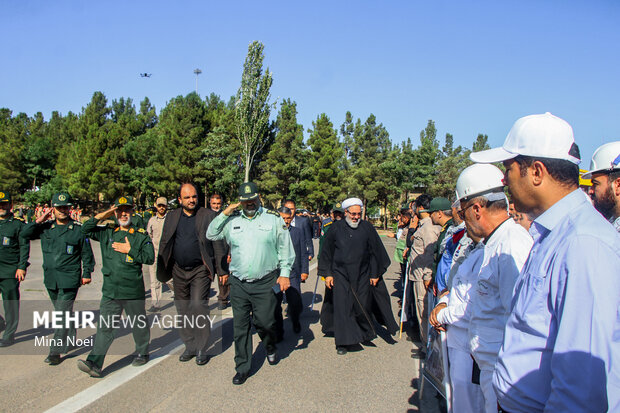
408, 216, 441, 344
146, 214, 171, 307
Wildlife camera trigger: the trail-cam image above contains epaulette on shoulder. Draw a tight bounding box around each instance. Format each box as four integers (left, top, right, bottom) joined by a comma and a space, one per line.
265, 209, 280, 216
14, 216, 24, 222
137, 228, 146, 234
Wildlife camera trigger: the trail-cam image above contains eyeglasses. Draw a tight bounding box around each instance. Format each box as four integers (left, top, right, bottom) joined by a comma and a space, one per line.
457, 202, 475, 220
348, 212, 362, 217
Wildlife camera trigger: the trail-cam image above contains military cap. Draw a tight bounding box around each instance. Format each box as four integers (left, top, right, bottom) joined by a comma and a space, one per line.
0, 191, 11, 203
421, 197, 452, 213
114, 196, 135, 207
52, 192, 73, 207
332, 202, 344, 213
238, 182, 259, 201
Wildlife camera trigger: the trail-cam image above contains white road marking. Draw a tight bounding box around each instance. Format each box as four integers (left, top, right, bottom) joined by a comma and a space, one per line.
44, 266, 320, 413
45, 319, 227, 413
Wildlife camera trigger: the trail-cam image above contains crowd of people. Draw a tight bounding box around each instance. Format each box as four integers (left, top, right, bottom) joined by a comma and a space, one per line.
0, 112, 618, 411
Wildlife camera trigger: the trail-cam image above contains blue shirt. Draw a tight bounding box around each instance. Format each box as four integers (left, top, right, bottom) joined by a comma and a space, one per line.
494, 189, 620, 413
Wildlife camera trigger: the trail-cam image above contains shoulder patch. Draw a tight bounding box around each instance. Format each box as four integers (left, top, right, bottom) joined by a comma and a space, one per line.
137, 228, 146, 233
265, 209, 279, 216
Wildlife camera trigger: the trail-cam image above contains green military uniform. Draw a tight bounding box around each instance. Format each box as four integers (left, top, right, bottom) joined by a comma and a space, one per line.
21, 193, 95, 356
141, 209, 153, 228
82, 196, 155, 369
207, 182, 294, 376
0, 191, 29, 345
25, 208, 34, 224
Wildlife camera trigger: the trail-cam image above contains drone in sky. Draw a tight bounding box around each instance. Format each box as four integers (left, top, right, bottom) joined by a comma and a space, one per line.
140, 73, 152, 78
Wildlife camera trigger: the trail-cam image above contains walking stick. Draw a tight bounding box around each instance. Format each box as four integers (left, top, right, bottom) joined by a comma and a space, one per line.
399, 261, 409, 339
310, 274, 320, 311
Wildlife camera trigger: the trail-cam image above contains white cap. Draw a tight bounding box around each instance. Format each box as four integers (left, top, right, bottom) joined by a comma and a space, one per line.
581, 141, 620, 179
454, 164, 505, 208
342, 197, 363, 210
470, 112, 580, 165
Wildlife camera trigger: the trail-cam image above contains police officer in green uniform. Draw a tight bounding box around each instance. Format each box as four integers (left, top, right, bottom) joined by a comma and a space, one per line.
77, 196, 154, 377
207, 182, 295, 385
21, 192, 95, 364
0, 191, 29, 347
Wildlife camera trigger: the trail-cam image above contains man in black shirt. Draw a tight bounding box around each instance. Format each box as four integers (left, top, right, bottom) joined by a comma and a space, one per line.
157, 183, 227, 365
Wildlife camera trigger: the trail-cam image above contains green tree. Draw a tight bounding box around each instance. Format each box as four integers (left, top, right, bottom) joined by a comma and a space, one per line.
234, 41, 275, 182
429, 133, 470, 198
258, 98, 307, 206
199, 126, 243, 201
0, 109, 28, 193
344, 113, 393, 219
411, 120, 440, 192
302, 114, 344, 210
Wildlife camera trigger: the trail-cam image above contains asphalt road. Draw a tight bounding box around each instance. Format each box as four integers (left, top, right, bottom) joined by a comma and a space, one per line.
0, 236, 443, 412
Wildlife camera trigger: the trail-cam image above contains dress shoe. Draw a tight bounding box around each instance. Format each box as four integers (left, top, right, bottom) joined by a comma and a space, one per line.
132, 354, 149, 366
292, 321, 301, 334
179, 349, 195, 362
232, 372, 248, 385
266, 351, 279, 365
77, 359, 102, 377
196, 351, 210, 365
45, 354, 62, 365
336, 346, 348, 355
0, 338, 14, 347
217, 301, 228, 310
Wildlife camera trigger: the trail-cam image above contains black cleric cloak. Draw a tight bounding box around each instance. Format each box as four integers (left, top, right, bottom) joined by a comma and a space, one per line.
318, 219, 398, 346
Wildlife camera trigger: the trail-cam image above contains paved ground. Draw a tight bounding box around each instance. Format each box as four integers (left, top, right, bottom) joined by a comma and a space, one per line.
0, 236, 443, 412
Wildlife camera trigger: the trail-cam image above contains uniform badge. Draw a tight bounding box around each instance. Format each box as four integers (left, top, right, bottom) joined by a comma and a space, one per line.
125, 255, 134, 263
58, 194, 66, 201
119, 197, 127, 204
0, 192, 4, 199
2, 237, 10, 246
245, 186, 251, 194
66, 245, 74, 255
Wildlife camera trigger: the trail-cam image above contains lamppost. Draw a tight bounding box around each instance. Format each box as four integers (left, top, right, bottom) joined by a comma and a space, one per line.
193, 68, 202, 94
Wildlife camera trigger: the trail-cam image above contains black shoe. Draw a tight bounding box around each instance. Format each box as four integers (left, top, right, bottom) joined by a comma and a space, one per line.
292, 321, 301, 334
45, 354, 62, 365
132, 354, 149, 366
0, 338, 14, 347
233, 372, 249, 385
336, 346, 348, 355
179, 349, 195, 362
147, 306, 159, 313
361, 340, 375, 347
218, 301, 228, 310
266, 351, 279, 365
196, 351, 210, 365
77, 359, 102, 377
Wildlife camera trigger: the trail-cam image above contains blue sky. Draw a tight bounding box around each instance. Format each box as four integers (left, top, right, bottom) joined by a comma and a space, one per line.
1, 0, 619, 164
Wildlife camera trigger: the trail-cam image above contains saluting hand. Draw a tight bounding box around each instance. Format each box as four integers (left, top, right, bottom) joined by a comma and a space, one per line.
95, 205, 117, 221
112, 236, 131, 254
35, 209, 53, 224
223, 203, 240, 216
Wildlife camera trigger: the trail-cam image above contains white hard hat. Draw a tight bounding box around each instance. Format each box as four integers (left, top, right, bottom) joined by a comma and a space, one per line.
455, 164, 505, 203
470, 112, 580, 165
581, 141, 620, 179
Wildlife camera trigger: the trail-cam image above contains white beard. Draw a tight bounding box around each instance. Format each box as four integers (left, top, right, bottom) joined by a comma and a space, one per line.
345, 216, 359, 228
119, 216, 132, 228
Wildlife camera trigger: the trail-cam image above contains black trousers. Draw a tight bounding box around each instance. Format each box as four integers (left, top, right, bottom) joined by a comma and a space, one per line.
229, 272, 278, 375
172, 263, 212, 353
274, 276, 302, 339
